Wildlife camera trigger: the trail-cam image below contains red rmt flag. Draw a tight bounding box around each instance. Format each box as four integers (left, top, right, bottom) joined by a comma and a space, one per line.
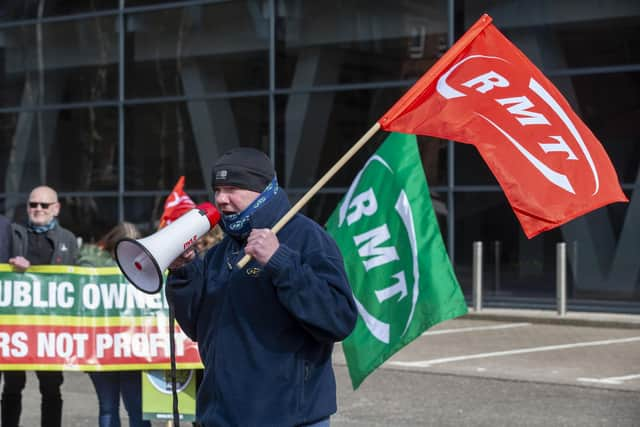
159, 176, 197, 229
378, 14, 627, 238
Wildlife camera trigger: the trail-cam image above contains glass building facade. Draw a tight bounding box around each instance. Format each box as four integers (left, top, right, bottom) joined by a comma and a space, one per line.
1, 0, 638, 311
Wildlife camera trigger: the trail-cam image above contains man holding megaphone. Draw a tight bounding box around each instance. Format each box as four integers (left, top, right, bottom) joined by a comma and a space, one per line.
165, 147, 357, 427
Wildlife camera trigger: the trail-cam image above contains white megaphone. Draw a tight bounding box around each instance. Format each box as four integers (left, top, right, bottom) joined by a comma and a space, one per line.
115, 202, 221, 294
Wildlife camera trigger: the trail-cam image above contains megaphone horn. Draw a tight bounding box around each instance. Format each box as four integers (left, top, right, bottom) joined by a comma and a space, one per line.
115, 202, 221, 294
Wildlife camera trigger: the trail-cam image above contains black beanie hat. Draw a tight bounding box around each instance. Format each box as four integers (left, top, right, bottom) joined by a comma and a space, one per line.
212, 147, 275, 193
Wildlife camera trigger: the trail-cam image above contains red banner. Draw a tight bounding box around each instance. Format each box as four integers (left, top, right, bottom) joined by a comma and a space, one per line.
0, 324, 200, 370
379, 14, 627, 238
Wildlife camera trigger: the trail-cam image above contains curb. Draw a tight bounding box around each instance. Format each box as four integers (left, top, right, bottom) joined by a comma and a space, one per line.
462, 308, 640, 329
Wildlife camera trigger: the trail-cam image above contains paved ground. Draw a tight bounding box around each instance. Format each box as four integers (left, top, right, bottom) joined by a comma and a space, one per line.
332, 364, 639, 427
16, 309, 640, 426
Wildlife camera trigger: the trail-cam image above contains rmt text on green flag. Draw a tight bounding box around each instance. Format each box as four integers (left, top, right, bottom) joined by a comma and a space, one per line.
326, 132, 468, 389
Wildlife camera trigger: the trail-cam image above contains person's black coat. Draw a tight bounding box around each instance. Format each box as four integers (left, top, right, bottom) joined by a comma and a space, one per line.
0, 215, 11, 263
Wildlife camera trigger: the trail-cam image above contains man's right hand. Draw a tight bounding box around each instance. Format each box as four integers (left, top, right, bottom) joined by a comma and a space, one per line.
168, 247, 197, 271
9, 256, 31, 272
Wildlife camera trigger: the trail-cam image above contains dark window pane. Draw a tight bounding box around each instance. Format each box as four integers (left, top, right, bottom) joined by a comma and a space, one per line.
553, 16, 640, 68
454, 191, 563, 300
0, 17, 118, 108
0, 107, 118, 194
463, 2, 640, 68
125, 0, 190, 6
276, 0, 448, 88
559, 72, 640, 184
125, 2, 269, 98
276, 88, 449, 189
454, 144, 497, 187
559, 189, 637, 300
454, 190, 638, 303
124, 195, 160, 235
64, 196, 120, 244
294, 192, 345, 230
125, 97, 269, 190
0, 1, 117, 21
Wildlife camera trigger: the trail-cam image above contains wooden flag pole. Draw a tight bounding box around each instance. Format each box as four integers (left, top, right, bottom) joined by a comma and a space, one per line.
236, 122, 381, 268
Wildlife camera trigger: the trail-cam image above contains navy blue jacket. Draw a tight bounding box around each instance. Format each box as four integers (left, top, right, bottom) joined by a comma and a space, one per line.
167, 189, 357, 427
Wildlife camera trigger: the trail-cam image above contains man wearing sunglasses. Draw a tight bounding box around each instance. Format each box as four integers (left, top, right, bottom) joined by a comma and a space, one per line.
4, 185, 78, 427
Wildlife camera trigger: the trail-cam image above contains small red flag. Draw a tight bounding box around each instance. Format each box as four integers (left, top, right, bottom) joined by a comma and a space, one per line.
378, 14, 627, 238
159, 176, 196, 229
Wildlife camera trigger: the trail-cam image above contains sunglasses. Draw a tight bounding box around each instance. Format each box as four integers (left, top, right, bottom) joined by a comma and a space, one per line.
28, 202, 55, 209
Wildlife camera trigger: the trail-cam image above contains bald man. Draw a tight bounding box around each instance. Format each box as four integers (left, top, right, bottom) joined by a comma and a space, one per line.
4, 185, 78, 427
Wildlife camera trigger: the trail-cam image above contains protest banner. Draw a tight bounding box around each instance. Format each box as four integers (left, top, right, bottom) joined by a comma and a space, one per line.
0, 264, 202, 370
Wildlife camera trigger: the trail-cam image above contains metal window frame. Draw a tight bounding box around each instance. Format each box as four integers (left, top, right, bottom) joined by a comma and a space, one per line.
0, 0, 636, 242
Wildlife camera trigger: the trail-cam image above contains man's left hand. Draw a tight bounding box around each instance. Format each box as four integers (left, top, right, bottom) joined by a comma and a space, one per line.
245, 228, 279, 265
9, 256, 31, 272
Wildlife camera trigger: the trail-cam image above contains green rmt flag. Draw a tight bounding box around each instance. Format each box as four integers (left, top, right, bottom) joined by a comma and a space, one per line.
326, 132, 468, 389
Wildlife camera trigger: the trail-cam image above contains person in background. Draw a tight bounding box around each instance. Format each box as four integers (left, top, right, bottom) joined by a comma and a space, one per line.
0, 214, 11, 392
4, 185, 78, 427
0, 214, 10, 263
78, 222, 152, 427
194, 225, 224, 255
166, 147, 357, 426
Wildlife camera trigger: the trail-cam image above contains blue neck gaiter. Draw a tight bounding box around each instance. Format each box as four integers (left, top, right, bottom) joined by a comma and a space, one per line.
222, 177, 279, 239
28, 219, 58, 234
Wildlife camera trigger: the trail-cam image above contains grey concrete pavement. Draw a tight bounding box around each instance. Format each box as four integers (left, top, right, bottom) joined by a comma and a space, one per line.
331, 309, 640, 426
14, 308, 640, 426
349, 316, 640, 392
19, 370, 167, 426
332, 364, 639, 427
